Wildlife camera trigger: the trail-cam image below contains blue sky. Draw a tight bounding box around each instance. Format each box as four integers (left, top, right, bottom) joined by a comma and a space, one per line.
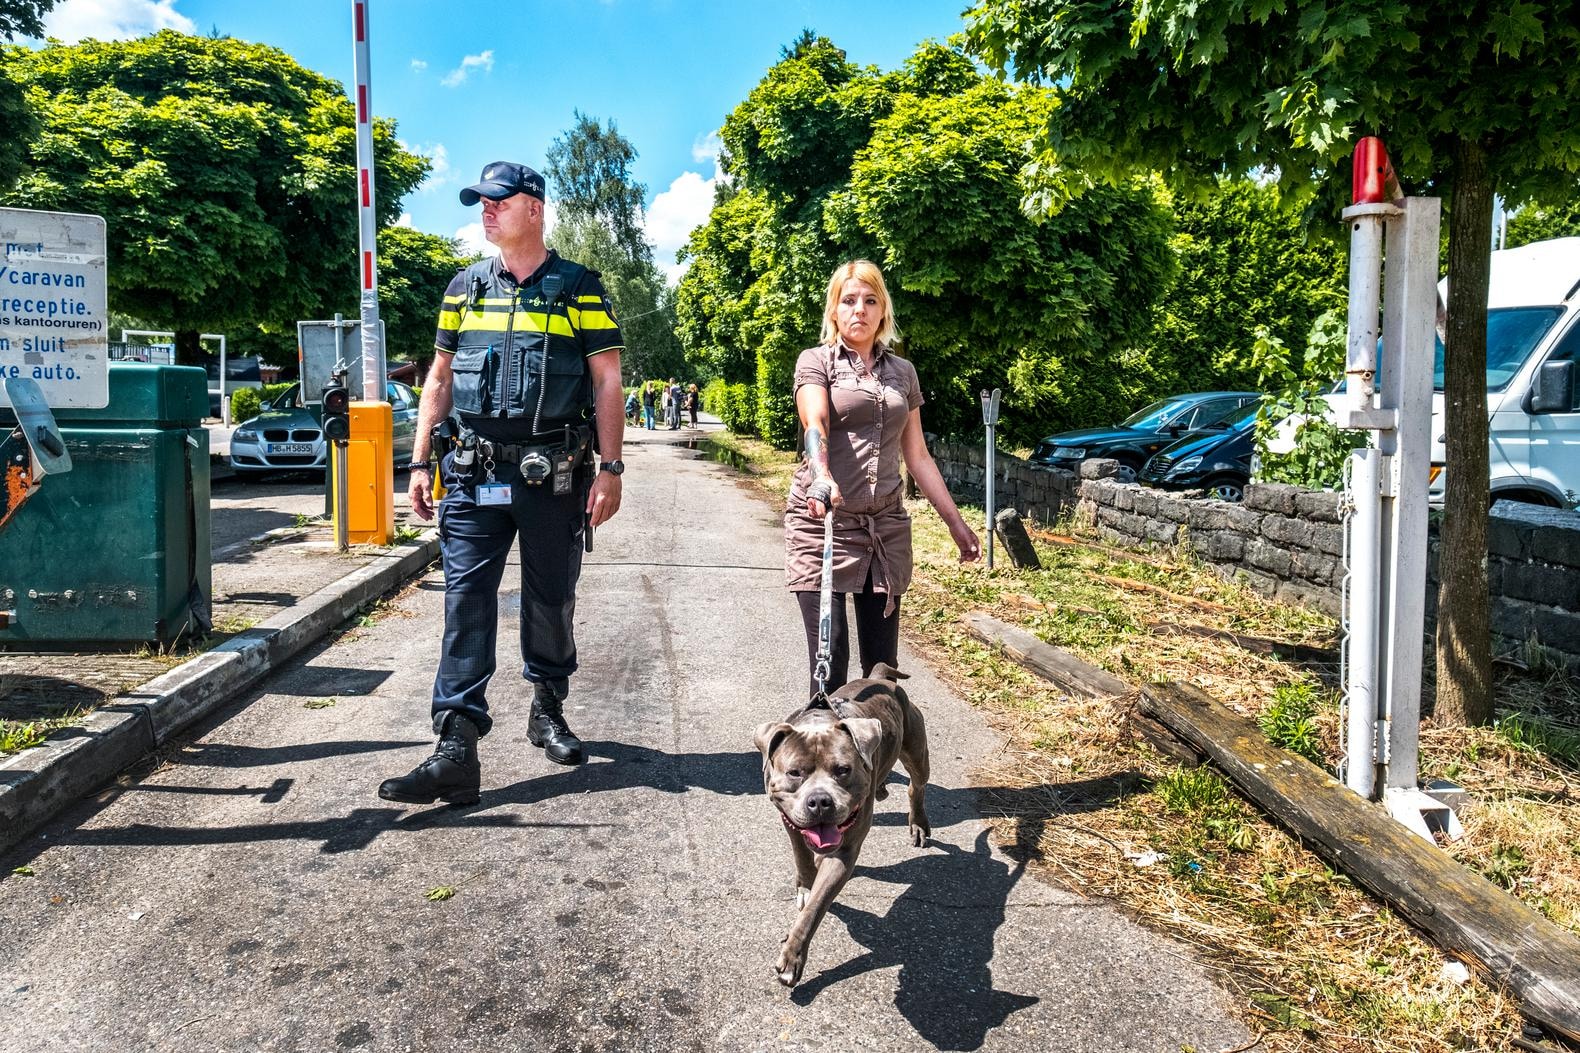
33, 0, 975, 279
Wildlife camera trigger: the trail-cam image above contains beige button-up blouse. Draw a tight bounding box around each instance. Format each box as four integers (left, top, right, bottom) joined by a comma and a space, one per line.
784, 341, 924, 611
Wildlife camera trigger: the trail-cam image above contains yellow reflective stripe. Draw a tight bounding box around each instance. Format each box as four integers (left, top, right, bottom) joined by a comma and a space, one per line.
575, 295, 603, 305
437, 309, 462, 329
586, 344, 624, 358
456, 311, 576, 337
568, 307, 618, 331
442, 293, 467, 306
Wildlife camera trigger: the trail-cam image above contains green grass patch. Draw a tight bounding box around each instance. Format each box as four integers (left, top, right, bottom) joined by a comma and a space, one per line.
0, 713, 82, 755
1257, 681, 1329, 766
1495, 710, 1580, 768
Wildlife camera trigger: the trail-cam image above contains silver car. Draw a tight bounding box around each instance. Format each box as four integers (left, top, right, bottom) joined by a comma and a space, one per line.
228, 381, 420, 476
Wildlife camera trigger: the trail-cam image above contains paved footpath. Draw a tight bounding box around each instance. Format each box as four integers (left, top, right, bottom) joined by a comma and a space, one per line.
0, 432, 1251, 1053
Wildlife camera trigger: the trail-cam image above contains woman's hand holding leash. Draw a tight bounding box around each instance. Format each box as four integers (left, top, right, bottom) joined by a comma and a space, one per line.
806, 476, 842, 519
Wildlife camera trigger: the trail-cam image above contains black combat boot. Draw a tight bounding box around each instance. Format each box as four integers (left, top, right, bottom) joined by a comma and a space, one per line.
527, 684, 584, 766
377, 711, 481, 805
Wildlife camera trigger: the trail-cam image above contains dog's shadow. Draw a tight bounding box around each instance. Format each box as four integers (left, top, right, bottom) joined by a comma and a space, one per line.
791, 829, 1039, 1050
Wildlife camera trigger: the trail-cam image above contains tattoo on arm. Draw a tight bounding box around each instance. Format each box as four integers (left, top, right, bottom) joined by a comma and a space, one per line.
803, 426, 829, 477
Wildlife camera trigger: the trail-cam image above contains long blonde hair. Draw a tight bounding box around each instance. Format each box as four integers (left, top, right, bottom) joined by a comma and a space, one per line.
819, 259, 900, 348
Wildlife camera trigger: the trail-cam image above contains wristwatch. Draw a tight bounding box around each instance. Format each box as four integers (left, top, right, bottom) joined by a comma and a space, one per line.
599, 460, 625, 476
406, 461, 432, 472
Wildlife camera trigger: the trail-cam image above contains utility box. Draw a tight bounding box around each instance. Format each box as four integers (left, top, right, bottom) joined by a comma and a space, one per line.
0, 363, 211, 646
337, 401, 394, 545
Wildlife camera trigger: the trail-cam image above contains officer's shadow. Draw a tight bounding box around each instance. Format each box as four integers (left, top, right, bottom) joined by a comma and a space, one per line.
465, 738, 760, 811
790, 829, 1039, 1051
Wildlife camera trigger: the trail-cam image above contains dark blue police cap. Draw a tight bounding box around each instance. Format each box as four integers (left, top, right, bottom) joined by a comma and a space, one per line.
459, 161, 546, 205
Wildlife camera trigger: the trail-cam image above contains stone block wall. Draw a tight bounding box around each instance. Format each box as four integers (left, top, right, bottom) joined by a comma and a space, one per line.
927, 438, 1580, 668
1078, 476, 1344, 615
1475, 502, 1580, 669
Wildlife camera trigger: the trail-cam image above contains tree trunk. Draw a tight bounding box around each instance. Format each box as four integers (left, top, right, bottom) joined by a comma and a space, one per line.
1434, 138, 1494, 726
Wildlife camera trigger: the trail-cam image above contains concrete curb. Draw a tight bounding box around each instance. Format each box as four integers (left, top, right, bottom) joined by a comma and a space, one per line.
0, 531, 440, 856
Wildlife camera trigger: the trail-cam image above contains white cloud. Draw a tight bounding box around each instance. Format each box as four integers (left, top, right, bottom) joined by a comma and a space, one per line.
647, 170, 717, 284
406, 142, 452, 194
410, 59, 428, 72
441, 50, 494, 89
43, 0, 194, 41
454, 222, 498, 258
691, 131, 723, 166
394, 213, 413, 228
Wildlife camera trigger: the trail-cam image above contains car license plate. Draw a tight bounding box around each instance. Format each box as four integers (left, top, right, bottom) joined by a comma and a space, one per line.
267, 442, 314, 455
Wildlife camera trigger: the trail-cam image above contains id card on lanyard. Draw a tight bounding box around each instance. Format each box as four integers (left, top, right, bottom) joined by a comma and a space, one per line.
478, 483, 512, 506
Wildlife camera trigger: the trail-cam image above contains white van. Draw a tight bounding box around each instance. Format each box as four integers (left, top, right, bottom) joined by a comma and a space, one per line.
1431, 237, 1580, 509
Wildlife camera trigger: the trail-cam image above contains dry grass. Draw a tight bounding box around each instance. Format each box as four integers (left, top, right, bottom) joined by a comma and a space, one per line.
704, 434, 1575, 1051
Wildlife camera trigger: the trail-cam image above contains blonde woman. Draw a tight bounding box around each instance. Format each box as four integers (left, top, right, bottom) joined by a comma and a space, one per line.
786, 260, 980, 697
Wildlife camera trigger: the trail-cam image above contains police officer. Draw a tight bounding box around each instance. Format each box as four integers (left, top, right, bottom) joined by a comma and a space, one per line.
378, 161, 626, 806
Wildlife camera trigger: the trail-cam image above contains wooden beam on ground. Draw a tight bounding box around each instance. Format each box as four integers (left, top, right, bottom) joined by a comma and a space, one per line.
993, 507, 1042, 569
963, 613, 1202, 766
1146, 621, 1337, 664
1139, 681, 1580, 1043
965, 612, 1129, 697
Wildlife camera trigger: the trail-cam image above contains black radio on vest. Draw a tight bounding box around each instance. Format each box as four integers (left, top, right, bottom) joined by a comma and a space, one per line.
447, 256, 592, 435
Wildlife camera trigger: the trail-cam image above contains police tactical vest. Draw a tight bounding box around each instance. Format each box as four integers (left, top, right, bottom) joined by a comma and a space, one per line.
449, 255, 594, 430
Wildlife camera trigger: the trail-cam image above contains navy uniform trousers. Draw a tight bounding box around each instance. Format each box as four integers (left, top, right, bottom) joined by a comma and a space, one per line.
431, 449, 586, 737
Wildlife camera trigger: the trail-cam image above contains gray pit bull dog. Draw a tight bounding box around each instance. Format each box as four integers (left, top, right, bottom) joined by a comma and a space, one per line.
754, 662, 931, 987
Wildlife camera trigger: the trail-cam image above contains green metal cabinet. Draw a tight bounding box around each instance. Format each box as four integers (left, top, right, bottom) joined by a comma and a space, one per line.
0, 364, 211, 646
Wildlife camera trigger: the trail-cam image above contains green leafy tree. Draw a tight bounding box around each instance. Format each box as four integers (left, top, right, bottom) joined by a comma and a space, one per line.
2, 31, 429, 362
545, 114, 687, 386
1507, 195, 1580, 247
362, 226, 471, 371
677, 37, 1177, 448
675, 182, 771, 385
966, 0, 1580, 724
0, 51, 31, 191
1251, 311, 1365, 489
1144, 180, 1346, 392
0, 2, 53, 190
546, 111, 652, 265
178, 226, 472, 373
0, 0, 54, 39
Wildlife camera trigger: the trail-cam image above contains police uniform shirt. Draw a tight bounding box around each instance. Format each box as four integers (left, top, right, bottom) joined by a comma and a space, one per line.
434, 252, 623, 442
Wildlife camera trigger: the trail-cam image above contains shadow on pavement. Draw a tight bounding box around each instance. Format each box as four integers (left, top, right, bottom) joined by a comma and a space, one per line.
170, 738, 427, 768
44, 807, 599, 855
790, 830, 1040, 1051
481, 739, 760, 807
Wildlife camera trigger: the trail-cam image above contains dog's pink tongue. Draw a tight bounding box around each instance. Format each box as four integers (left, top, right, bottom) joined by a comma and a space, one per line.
801, 823, 842, 851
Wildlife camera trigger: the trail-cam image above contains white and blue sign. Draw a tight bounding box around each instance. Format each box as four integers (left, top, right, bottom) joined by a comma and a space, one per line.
0, 207, 109, 409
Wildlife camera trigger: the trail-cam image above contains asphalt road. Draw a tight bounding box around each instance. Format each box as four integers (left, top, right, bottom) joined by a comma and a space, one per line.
0, 437, 1250, 1052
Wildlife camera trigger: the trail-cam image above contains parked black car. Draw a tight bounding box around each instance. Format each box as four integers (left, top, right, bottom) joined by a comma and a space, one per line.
1030, 391, 1260, 483
1138, 402, 1261, 502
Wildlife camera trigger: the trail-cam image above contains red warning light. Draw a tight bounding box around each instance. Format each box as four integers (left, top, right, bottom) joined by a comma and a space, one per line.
1353, 137, 1398, 205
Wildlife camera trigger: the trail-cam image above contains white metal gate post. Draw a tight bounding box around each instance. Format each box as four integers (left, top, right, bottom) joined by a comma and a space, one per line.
981, 388, 1002, 569
1337, 139, 1460, 842
351, 0, 385, 398
1345, 447, 1382, 798
1337, 195, 1396, 800
1379, 198, 1460, 839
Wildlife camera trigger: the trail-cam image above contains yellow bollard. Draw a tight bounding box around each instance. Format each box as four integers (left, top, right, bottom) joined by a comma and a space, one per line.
332, 401, 394, 545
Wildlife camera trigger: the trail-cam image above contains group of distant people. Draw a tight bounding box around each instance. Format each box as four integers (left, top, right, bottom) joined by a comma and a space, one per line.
626, 378, 700, 430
